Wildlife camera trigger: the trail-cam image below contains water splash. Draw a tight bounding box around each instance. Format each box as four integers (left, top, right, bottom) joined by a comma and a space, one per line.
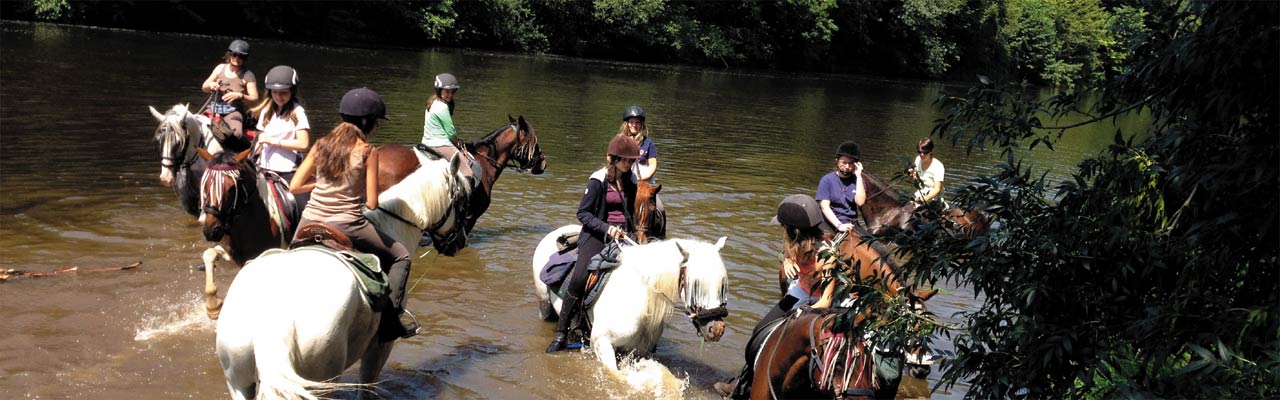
614, 355, 689, 399
133, 291, 214, 341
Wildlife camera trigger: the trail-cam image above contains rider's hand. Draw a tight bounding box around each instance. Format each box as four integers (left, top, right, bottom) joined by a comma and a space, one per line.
221, 91, 241, 102
838, 223, 854, 232
782, 258, 800, 280
607, 226, 625, 239
854, 161, 864, 176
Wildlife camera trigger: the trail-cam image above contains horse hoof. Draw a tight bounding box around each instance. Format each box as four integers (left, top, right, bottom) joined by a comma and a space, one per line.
538, 300, 557, 321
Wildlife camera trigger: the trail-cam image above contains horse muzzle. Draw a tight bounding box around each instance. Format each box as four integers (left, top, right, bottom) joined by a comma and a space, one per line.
697, 319, 726, 342
530, 154, 547, 175
690, 305, 728, 342
202, 217, 227, 242
159, 167, 175, 187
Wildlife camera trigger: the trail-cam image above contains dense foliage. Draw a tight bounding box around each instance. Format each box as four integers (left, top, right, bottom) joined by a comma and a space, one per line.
11, 0, 1153, 86
873, 1, 1278, 397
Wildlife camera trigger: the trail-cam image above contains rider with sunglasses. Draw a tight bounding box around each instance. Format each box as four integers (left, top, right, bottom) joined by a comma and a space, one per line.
201, 39, 259, 153
909, 137, 946, 207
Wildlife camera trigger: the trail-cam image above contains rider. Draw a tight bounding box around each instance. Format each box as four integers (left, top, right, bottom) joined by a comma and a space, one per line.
201, 39, 259, 153
289, 88, 417, 341
817, 141, 867, 233
908, 137, 946, 207
421, 72, 475, 186
545, 134, 640, 353
252, 65, 311, 208
715, 194, 838, 398
620, 105, 658, 183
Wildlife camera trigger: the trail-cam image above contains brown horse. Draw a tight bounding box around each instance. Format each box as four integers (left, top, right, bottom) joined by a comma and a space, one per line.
634, 179, 666, 243
751, 309, 878, 400
859, 173, 989, 237
753, 231, 937, 398
195, 149, 287, 319
377, 115, 547, 233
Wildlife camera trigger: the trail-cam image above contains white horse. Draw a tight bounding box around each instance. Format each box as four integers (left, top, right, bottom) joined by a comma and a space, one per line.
149, 104, 221, 217
215, 153, 468, 400
530, 225, 730, 373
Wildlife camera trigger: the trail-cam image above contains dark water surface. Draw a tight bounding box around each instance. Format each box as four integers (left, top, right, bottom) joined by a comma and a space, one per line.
1, 22, 1123, 399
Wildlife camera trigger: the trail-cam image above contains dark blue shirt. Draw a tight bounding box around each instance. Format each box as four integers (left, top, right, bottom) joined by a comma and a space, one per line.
816, 171, 858, 224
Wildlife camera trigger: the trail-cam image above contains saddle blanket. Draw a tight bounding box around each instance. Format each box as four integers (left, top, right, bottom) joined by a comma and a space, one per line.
260, 246, 389, 312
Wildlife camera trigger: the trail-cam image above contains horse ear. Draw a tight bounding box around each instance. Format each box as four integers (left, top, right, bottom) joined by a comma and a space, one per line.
448, 151, 463, 173
233, 149, 251, 163
508, 114, 516, 124
675, 241, 689, 261
517, 115, 526, 125
150, 106, 165, 122
197, 148, 215, 161
714, 236, 727, 250
913, 288, 939, 302
653, 183, 663, 194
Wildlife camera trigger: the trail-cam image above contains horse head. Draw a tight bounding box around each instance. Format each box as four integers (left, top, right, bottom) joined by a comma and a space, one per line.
859, 173, 915, 235
509, 115, 547, 174
634, 180, 666, 244
370, 152, 470, 256
196, 149, 254, 243
151, 104, 218, 187
675, 237, 730, 342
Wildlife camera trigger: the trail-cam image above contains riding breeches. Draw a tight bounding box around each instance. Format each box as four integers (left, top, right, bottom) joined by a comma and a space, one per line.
430, 145, 474, 182
296, 217, 412, 310
564, 233, 606, 299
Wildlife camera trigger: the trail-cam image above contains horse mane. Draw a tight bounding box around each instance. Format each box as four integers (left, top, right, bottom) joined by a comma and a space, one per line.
367, 157, 455, 229
862, 172, 906, 204
619, 239, 728, 322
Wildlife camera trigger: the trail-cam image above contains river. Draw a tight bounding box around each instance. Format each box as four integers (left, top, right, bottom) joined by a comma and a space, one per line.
0, 22, 1122, 399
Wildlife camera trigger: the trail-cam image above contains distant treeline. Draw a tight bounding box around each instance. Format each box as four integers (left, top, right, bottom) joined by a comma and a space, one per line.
9, 0, 1151, 87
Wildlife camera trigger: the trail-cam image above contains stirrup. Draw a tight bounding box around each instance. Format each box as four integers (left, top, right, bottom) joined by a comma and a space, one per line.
399, 309, 420, 339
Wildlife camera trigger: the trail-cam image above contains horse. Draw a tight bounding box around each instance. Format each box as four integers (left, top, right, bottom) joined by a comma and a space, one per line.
530, 225, 729, 375
634, 179, 667, 243
194, 149, 284, 318
214, 153, 467, 399
750, 310, 878, 400
753, 230, 938, 399
378, 115, 547, 233
859, 173, 989, 237
149, 104, 222, 217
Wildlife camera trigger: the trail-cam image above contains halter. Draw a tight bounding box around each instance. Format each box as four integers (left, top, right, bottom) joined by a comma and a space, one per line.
201, 163, 251, 230
649, 241, 729, 336
156, 111, 204, 171
374, 161, 469, 252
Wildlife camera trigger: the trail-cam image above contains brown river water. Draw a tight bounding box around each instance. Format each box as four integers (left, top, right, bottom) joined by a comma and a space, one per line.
0, 22, 1122, 399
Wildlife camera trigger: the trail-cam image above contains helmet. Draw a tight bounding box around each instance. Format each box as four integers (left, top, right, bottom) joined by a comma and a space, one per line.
339, 87, 389, 120
264, 65, 298, 90
836, 141, 861, 161
434, 73, 460, 90
622, 105, 646, 122
228, 39, 250, 56
770, 194, 831, 231
607, 134, 641, 160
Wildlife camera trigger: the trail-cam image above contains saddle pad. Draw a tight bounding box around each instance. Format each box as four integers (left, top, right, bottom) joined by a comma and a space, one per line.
260, 246, 389, 312
256, 171, 299, 242
539, 249, 576, 287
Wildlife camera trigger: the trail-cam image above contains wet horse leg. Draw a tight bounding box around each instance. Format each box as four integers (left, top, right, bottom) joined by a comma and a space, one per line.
203, 244, 230, 320
356, 337, 394, 400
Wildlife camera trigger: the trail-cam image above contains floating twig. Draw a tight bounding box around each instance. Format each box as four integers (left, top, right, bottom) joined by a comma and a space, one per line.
1, 261, 142, 282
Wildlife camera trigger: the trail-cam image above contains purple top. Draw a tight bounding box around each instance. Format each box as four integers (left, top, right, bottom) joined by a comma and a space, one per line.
604, 183, 628, 225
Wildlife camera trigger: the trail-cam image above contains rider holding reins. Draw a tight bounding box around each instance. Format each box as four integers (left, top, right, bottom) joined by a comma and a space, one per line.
421, 73, 475, 185
201, 39, 258, 153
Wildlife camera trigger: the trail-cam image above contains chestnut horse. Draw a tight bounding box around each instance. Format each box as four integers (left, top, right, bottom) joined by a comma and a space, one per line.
377, 115, 547, 234
150, 104, 222, 217
751, 309, 878, 400
860, 173, 989, 237
755, 231, 937, 399
634, 180, 666, 243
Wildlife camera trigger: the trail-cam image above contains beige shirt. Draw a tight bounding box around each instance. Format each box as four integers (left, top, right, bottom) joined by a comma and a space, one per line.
303, 144, 370, 222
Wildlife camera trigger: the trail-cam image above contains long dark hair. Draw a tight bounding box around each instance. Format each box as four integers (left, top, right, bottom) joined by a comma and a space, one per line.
605, 155, 633, 183
311, 121, 369, 182
781, 225, 823, 265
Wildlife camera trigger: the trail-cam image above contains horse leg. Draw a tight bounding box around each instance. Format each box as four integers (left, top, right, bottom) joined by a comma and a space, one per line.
592, 336, 622, 373
202, 245, 230, 320
356, 338, 394, 400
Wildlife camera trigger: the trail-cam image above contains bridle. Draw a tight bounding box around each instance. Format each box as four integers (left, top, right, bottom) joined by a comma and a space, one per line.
651, 241, 729, 338
201, 163, 252, 240
473, 122, 543, 173
374, 161, 470, 254
156, 112, 202, 172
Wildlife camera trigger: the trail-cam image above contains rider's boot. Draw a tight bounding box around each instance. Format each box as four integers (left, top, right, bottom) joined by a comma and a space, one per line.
546, 294, 581, 353
378, 308, 420, 342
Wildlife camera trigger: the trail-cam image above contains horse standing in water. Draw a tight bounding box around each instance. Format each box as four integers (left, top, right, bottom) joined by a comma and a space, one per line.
756, 231, 938, 399
634, 180, 667, 243
530, 226, 729, 376
149, 104, 222, 217
215, 154, 468, 399
378, 115, 547, 234
859, 173, 989, 237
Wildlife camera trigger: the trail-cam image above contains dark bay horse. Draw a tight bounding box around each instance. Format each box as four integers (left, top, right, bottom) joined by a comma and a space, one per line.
634, 180, 666, 243
860, 173, 989, 237
377, 115, 546, 235
150, 105, 222, 217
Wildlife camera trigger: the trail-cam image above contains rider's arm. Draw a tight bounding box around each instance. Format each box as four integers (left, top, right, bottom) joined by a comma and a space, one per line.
242, 79, 259, 105
853, 163, 867, 207
289, 151, 316, 194
364, 147, 380, 210
576, 178, 612, 236
920, 180, 943, 202
636, 157, 658, 181
202, 64, 224, 93
809, 256, 839, 309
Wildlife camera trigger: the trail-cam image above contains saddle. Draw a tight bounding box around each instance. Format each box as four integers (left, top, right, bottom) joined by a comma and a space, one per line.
416, 144, 483, 194
257, 171, 301, 246
290, 223, 354, 252
260, 245, 388, 312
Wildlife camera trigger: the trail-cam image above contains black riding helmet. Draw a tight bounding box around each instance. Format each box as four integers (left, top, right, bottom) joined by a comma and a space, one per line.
228, 39, 250, 56
434, 73, 460, 90
264, 65, 298, 90
836, 141, 861, 161
339, 87, 389, 121
622, 105, 645, 122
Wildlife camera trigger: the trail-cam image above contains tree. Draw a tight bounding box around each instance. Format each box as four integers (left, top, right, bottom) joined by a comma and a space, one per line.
891, 1, 1279, 398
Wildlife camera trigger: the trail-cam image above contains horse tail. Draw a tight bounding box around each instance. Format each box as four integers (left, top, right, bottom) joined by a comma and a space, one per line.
252, 315, 366, 399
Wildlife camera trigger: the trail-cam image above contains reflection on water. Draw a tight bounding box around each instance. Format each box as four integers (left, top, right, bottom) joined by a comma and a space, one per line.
0, 21, 1129, 399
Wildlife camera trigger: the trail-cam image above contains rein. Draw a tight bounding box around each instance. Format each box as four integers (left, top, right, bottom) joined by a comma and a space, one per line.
473, 123, 539, 173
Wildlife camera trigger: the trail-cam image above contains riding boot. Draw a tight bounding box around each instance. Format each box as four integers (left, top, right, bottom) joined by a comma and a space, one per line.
546, 294, 581, 353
